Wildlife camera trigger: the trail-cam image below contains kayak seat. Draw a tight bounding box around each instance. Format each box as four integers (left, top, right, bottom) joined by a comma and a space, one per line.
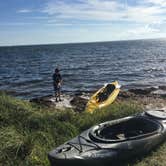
124, 130, 143, 138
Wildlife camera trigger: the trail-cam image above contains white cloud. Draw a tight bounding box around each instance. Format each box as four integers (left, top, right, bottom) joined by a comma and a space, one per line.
46, 23, 73, 26
128, 25, 160, 35
126, 5, 166, 23
145, 0, 166, 7
42, 0, 166, 24
43, 0, 126, 21
17, 9, 32, 13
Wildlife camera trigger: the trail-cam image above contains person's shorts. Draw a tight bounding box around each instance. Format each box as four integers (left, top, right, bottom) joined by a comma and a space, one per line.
54, 85, 61, 93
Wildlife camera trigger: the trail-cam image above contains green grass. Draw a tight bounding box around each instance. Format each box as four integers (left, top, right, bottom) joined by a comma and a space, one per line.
0, 92, 166, 166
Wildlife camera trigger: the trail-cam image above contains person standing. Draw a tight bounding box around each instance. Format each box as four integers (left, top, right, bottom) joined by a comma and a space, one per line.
53, 68, 62, 102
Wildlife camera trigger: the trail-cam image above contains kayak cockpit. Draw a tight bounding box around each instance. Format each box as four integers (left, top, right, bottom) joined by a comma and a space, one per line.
96, 84, 115, 103
90, 117, 162, 142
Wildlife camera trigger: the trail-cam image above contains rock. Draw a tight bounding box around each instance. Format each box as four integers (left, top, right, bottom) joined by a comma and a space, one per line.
30, 94, 89, 112
152, 90, 166, 98
159, 86, 166, 90
128, 87, 157, 95
30, 95, 55, 107
70, 96, 88, 113
29, 86, 163, 112
118, 90, 135, 98
30, 94, 74, 109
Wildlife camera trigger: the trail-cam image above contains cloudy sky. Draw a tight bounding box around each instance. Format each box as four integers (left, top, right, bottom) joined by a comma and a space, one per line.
0, 0, 166, 46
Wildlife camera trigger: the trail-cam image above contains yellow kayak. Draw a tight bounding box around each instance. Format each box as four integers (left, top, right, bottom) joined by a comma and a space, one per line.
85, 81, 121, 113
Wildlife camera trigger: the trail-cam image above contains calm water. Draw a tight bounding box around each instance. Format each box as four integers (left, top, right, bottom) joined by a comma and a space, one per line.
0, 39, 166, 99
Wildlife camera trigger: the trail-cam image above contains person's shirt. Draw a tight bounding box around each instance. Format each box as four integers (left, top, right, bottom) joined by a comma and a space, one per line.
53, 73, 62, 85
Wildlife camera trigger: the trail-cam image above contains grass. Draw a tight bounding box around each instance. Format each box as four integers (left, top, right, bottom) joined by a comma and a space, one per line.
0, 91, 166, 166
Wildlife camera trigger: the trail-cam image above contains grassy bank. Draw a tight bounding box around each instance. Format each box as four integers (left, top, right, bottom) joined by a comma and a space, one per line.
0, 92, 166, 166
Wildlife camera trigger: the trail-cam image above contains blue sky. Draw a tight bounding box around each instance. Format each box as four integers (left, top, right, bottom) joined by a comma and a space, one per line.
0, 0, 166, 46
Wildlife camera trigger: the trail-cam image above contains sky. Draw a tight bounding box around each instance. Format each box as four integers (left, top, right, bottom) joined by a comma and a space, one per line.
0, 0, 166, 46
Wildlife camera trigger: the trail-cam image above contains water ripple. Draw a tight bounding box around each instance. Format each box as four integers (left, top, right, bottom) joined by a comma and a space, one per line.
1, 39, 166, 99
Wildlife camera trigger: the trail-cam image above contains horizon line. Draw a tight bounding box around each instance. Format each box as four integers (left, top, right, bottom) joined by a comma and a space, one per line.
0, 37, 165, 48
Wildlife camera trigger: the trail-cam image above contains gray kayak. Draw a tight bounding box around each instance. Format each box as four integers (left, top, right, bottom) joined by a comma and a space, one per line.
48, 109, 166, 166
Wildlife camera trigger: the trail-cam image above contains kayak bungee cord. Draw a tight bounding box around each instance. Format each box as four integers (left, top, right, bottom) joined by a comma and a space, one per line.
67, 135, 102, 153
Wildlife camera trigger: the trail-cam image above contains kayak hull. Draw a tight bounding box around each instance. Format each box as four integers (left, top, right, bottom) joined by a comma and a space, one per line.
48, 110, 166, 166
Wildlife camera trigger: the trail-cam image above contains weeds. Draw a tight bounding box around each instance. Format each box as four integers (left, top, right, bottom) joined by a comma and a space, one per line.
0, 92, 165, 165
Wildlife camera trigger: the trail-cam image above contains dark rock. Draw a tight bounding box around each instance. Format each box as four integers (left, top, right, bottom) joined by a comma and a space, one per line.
74, 90, 94, 96
30, 94, 89, 111
70, 96, 88, 113
129, 87, 157, 95
30, 95, 55, 107
159, 86, 166, 90
152, 89, 166, 98
119, 90, 135, 98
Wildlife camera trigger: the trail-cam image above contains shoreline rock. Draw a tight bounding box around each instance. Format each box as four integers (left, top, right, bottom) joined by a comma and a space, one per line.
70, 95, 89, 112
128, 87, 157, 95
29, 93, 89, 112
28, 86, 166, 112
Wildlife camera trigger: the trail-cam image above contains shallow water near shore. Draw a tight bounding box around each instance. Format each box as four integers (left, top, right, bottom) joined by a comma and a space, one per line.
1, 39, 166, 99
